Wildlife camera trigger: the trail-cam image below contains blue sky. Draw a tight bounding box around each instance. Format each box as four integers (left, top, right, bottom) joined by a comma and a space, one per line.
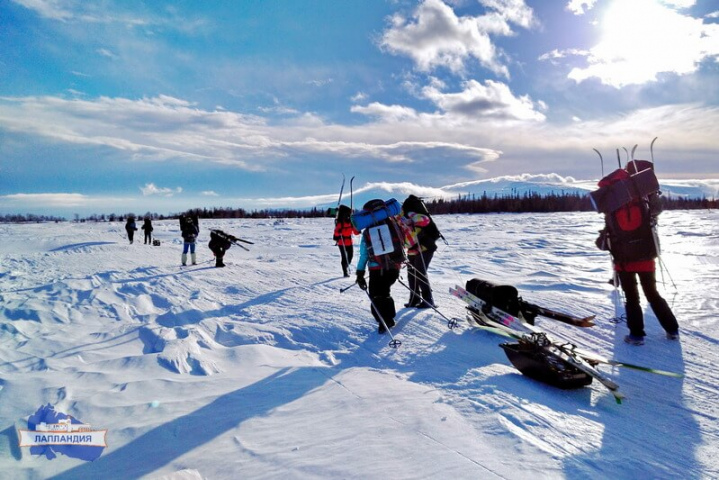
1, 0, 718, 216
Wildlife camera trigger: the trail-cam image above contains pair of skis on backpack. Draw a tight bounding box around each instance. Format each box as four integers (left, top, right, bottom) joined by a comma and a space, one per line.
450, 285, 682, 404
210, 229, 254, 251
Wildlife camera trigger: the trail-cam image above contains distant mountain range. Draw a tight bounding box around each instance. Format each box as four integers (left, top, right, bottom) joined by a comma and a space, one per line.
322, 174, 719, 210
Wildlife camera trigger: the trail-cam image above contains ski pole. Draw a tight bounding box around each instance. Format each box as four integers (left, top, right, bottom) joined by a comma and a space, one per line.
396, 277, 461, 330
363, 290, 401, 348
339, 281, 357, 293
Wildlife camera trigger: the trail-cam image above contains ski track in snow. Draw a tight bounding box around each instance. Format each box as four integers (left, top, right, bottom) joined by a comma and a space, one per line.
0, 211, 717, 479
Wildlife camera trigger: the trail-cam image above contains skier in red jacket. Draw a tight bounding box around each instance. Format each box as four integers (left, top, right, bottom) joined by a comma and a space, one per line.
333, 205, 359, 277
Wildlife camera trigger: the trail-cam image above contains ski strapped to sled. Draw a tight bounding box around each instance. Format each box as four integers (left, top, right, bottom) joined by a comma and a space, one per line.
519, 301, 596, 328
463, 278, 595, 328
450, 285, 624, 403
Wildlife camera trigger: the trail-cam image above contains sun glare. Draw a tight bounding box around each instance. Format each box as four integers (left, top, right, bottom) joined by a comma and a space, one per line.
581, 0, 702, 86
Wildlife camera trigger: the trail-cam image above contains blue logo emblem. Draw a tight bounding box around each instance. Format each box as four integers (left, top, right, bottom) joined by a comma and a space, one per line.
18, 404, 107, 461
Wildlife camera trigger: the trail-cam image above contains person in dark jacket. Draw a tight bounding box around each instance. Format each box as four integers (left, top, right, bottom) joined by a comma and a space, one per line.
125, 217, 137, 244
180, 215, 199, 266
595, 169, 678, 346
333, 205, 359, 277
141, 218, 153, 245
209, 230, 234, 268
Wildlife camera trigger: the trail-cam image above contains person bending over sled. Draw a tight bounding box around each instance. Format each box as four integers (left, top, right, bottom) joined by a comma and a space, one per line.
208, 230, 236, 268
595, 168, 679, 346
355, 199, 406, 334
333, 205, 359, 277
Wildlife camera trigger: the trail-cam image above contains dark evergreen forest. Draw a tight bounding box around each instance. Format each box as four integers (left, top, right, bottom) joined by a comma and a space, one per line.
2, 192, 716, 223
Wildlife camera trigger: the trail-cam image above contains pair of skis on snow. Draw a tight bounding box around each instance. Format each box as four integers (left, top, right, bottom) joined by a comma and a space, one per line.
449, 285, 682, 404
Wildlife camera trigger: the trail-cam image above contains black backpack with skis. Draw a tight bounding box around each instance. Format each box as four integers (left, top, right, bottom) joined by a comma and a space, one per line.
402, 195, 443, 249
594, 167, 659, 264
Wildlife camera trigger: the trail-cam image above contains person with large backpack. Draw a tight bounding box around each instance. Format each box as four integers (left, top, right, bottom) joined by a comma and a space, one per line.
333, 205, 359, 277
355, 199, 406, 334
595, 167, 679, 345
180, 215, 199, 266
401, 195, 440, 308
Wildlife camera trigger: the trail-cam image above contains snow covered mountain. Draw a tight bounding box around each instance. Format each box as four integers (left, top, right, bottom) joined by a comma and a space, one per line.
322, 174, 719, 211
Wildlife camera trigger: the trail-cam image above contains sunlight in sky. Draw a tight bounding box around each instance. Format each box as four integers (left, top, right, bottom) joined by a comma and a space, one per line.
573, 0, 704, 86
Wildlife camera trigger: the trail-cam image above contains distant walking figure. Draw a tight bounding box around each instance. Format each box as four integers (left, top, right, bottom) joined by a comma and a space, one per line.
333, 205, 359, 277
141, 218, 153, 245
125, 217, 137, 244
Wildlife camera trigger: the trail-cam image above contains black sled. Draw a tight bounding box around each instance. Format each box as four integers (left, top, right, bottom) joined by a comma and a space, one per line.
500, 335, 593, 390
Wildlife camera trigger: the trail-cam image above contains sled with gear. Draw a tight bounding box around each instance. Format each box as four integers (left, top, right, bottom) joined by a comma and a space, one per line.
464, 278, 595, 327
450, 281, 682, 403
152, 239, 161, 246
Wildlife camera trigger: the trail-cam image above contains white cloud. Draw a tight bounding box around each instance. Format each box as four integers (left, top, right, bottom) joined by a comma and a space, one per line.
350, 103, 419, 122
565, 0, 599, 15
0, 193, 89, 207
567, 0, 719, 87
141, 183, 182, 197
11, 0, 207, 33
538, 48, 589, 64
380, 0, 535, 77
421, 79, 546, 121
202, 191, 219, 197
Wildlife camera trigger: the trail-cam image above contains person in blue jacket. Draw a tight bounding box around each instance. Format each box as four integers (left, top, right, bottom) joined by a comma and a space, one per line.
355, 199, 404, 334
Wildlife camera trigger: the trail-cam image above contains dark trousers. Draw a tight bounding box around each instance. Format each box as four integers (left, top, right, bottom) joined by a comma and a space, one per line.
144, 232, 152, 244
212, 247, 227, 266
618, 271, 678, 337
407, 250, 434, 305
368, 268, 400, 326
338, 245, 354, 275
127, 230, 134, 243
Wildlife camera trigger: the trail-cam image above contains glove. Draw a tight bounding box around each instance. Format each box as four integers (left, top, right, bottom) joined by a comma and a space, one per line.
595, 230, 609, 251
356, 271, 367, 291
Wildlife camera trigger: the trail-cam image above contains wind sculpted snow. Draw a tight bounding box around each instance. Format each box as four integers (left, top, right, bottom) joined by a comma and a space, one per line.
0, 212, 717, 479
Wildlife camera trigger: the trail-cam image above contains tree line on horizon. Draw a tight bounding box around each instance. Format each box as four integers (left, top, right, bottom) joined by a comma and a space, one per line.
1, 191, 716, 223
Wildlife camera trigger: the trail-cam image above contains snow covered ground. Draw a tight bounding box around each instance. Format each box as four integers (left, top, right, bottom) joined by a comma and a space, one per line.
0, 210, 717, 479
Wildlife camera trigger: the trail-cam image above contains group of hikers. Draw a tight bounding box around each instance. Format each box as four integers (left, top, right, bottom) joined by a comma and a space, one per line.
339, 175, 678, 346
123, 214, 241, 268
334, 195, 440, 334
122, 163, 679, 347
178, 215, 242, 268
124, 217, 154, 245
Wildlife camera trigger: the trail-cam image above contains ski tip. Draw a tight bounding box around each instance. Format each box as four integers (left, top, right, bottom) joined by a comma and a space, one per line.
580, 318, 597, 327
